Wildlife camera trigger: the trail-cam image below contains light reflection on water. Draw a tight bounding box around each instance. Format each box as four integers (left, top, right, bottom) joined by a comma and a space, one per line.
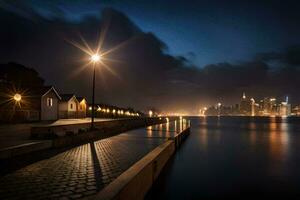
147, 116, 300, 199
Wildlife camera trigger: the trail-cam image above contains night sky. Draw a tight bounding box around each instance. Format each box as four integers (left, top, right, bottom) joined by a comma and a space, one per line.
1, 0, 300, 114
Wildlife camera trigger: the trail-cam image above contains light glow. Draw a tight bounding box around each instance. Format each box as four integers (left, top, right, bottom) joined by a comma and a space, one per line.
13, 93, 22, 102
149, 110, 153, 117
91, 54, 100, 62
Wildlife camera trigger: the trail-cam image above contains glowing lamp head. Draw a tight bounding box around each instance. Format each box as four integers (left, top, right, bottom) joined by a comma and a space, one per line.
13, 93, 22, 102
149, 110, 153, 117
91, 54, 100, 62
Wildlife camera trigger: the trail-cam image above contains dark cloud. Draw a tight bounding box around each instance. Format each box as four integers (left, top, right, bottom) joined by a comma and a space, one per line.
0, 5, 300, 114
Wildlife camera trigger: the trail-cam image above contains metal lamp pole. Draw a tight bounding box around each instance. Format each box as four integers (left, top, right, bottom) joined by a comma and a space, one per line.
90, 54, 100, 130
91, 64, 96, 130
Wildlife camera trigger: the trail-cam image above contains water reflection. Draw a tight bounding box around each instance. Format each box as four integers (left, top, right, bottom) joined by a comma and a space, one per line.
198, 117, 208, 149
249, 121, 257, 144
159, 123, 163, 137
148, 117, 300, 199
147, 125, 152, 137
269, 117, 290, 162
165, 122, 170, 137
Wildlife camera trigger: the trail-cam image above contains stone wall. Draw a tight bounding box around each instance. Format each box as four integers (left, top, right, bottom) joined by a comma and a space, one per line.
93, 126, 191, 200
31, 117, 174, 148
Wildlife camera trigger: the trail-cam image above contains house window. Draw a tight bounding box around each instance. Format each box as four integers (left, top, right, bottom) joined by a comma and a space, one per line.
70, 103, 73, 109
47, 98, 53, 107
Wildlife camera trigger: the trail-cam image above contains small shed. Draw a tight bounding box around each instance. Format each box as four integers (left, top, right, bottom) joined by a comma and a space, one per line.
77, 97, 87, 118
59, 94, 79, 119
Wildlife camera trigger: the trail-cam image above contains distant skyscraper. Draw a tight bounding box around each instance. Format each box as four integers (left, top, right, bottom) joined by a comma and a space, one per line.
242, 92, 246, 99
250, 98, 255, 116
280, 96, 291, 116
261, 97, 278, 115
240, 92, 251, 115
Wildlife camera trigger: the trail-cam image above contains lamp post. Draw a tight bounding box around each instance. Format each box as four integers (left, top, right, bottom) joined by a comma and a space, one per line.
217, 102, 221, 116
90, 54, 100, 130
149, 110, 153, 117
13, 93, 22, 102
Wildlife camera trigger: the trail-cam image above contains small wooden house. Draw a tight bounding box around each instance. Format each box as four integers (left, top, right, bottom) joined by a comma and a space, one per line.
77, 97, 87, 118
59, 94, 79, 119
39, 86, 61, 121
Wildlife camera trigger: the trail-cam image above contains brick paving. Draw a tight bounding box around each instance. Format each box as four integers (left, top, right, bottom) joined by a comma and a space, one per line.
0, 121, 186, 199
0, 118, 114, 149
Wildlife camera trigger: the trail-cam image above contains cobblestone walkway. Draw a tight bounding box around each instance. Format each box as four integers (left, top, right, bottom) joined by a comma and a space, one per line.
0, 121, 190, 200
0, 121, 188, 199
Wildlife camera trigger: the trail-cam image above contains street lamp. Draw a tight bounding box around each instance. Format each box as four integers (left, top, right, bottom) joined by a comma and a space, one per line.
217, 102, 222, 116
13, 93, 22, 102
90, 54, 101, 130
91, 54, 100, 62
149, 110, 153, 117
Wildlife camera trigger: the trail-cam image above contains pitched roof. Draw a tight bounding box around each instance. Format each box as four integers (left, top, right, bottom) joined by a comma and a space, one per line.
77, 96, 87, 103
30, 86, 61, 99
60, 94, 77, 102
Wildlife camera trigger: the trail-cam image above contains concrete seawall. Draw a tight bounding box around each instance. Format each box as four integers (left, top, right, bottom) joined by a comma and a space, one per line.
31, 117, 169, 139
1, 118, 175, 159
32, 117, 172, 148
92, 126, 191, 200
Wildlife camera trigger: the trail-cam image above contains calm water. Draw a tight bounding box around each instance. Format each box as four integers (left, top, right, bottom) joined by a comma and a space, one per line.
147, 116, 300, 199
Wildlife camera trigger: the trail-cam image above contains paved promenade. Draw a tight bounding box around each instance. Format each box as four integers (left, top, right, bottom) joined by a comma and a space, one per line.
0, 120, 187, 200
0, 118, 114, 149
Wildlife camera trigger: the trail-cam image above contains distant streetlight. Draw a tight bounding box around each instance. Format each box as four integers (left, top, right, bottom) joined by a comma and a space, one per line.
90, 54, 101, 130
13, 93, 22, 102
217, 102, 222, 116
149, 110, 153, 117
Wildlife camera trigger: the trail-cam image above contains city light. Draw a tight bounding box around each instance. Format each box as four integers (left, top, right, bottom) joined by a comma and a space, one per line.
204, 93, 292, 117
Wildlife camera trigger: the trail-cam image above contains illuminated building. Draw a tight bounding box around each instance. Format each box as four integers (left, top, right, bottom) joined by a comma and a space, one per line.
240, 92, 251, 115
279, 96, 291, 116
250, 98, 255, 116
292, 106, 300, 116
77, 97, 88, 118
260, 97, 278, 116
59, 94, 79, 119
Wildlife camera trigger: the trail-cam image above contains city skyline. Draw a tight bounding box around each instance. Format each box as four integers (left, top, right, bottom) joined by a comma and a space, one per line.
201, 92, 295, 117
